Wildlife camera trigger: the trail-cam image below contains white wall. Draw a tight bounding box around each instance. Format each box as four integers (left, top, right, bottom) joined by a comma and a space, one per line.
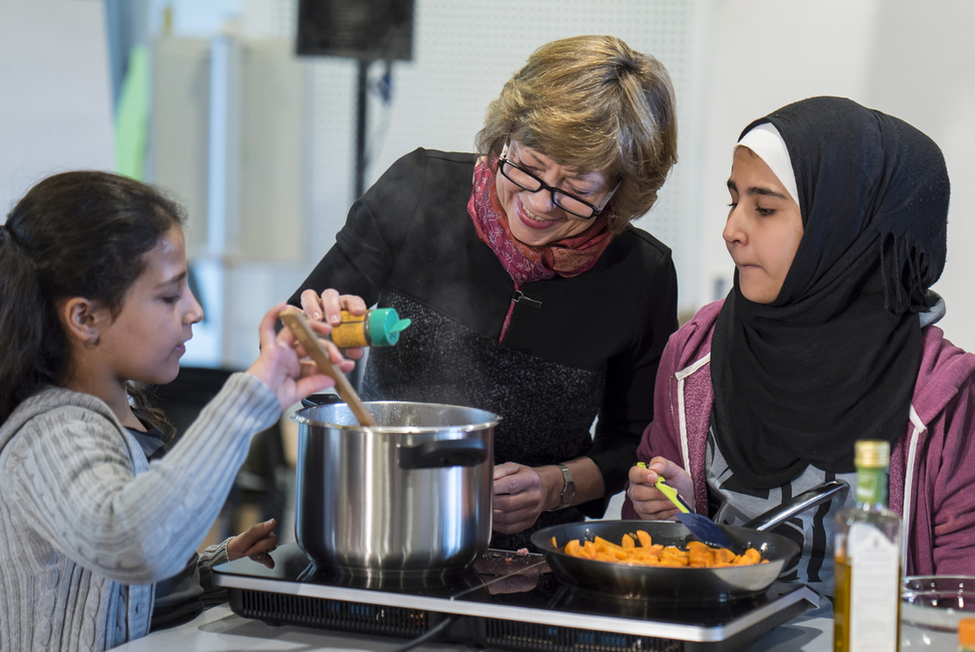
5, 0, 973, 361
701, 0, 975, 351
867, 0, 975, 353
352, 0, 715, 319
0, 0, 114, 215
164, 0, 717, 368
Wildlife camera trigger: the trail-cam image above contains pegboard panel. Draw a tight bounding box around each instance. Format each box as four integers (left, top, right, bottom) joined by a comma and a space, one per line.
247, 0, 714, 312
242, 0, 297, 40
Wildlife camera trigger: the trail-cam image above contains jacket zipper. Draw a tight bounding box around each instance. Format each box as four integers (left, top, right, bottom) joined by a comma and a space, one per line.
513, 289, 543, 309
500, 284, 542, 342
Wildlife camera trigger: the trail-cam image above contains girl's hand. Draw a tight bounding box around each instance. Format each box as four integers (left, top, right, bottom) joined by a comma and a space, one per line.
298, 288, 367, 360
492, 462, 548, 534
247, 303, 355, 410
228, 518, 278, 568
626, 456, 695, 520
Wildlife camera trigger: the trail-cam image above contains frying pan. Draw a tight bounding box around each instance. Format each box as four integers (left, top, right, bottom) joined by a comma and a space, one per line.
530, 480, 848, 603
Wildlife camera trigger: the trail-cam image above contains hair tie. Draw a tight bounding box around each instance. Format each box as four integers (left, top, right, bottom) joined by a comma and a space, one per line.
0, 222, 38, 268
2, 222, 22, 248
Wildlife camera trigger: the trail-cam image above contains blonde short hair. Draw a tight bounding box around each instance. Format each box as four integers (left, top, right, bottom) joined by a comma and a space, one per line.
476, 35, 678, 234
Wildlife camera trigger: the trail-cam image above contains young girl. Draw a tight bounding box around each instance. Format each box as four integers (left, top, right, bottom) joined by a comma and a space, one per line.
624, 96, 975, 606
0, 171, 352, 650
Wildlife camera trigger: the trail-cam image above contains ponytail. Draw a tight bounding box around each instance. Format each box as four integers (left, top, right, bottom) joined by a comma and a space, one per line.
0, 224, 69, 423
129, 384, 177, 444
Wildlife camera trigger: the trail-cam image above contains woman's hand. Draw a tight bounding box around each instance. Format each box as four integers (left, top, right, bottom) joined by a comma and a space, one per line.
228, 518, 278, 568
299, 288, 367, 360
492, 462, 555, 534
626, 456, 695, 520
247, 303, 355, 410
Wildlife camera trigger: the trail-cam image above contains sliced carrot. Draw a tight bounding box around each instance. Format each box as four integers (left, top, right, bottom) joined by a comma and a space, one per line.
560, 532, 764, 568
636, 530, 653, 548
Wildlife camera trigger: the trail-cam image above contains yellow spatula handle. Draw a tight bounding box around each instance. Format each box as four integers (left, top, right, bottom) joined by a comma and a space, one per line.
638, 462, 691, 513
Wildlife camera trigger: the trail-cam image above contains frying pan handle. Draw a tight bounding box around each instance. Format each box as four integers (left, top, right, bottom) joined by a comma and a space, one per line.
743, 480, 850, 531
399, 439, 489, 469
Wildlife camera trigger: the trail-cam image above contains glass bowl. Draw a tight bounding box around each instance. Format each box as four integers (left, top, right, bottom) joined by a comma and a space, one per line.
901, 576, 975, 648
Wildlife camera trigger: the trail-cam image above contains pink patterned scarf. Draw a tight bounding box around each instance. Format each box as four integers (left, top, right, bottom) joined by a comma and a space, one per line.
467, 156, 613, 284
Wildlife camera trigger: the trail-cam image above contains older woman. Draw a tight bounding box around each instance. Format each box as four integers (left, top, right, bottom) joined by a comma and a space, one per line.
291, 35, 679, 549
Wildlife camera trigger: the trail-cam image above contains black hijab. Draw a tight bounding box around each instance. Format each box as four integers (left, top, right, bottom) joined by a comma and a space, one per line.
710, 96, 950, 489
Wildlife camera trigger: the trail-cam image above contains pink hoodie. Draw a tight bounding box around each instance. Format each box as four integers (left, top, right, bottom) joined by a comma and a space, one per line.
622, 300, 975, 577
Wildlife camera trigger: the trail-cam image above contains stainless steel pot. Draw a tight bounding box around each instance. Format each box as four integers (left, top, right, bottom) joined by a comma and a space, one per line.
292, 400, 498, 574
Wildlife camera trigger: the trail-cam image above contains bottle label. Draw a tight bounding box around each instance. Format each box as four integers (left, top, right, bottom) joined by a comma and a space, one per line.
331, 312, 369, 348
855, 467, 888, 505
848, 522, 900, 651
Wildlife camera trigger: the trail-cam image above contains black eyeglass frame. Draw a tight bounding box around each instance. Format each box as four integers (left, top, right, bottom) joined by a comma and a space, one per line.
497, 142, 618, 220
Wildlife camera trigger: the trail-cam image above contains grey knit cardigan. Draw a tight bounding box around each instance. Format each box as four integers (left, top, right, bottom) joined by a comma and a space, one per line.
0, 372, 280, 651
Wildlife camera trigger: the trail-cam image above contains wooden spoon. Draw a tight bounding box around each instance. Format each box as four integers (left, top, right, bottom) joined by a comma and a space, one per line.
280, 307, 378, 427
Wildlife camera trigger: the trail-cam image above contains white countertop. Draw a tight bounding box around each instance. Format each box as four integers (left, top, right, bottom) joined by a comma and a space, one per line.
115, 604, 461, 651
114, 603, 833, 651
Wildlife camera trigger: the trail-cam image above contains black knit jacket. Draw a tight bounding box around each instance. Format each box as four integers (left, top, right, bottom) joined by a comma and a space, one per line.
289, 149, 678, 548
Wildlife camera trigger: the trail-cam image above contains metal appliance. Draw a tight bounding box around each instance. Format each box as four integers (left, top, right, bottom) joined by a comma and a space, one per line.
292, 400, 497, 573
213, 541, 818, 652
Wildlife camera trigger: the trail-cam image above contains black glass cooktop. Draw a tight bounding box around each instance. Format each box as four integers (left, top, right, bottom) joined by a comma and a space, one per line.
213, 541, 818, 652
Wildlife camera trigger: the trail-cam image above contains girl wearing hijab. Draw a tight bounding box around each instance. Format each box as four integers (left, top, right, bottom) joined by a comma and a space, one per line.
623, 96, 975, 606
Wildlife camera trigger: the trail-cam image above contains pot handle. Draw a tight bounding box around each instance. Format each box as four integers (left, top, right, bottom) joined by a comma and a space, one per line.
300, 392, 344, 409
743, 479, 850, 532
399, 439, 489, 469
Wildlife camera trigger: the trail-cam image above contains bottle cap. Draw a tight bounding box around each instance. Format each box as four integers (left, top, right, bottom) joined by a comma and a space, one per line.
367, 308, 412, 346
855, 439, 890, 468
959, 617, 975, 646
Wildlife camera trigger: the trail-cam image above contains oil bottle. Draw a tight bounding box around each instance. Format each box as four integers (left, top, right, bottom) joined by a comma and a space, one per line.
959, 618, 975, 652
833, 439, 901, 652
327, 308, 411, 348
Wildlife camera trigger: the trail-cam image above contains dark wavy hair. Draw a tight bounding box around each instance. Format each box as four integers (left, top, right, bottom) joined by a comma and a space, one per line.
0, 171, 185, 433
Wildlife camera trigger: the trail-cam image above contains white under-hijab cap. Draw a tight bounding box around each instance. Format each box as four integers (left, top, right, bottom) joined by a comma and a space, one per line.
735, 122, 799, 206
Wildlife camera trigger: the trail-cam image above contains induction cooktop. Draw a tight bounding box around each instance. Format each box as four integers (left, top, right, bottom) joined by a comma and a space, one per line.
213, 541, 818, 652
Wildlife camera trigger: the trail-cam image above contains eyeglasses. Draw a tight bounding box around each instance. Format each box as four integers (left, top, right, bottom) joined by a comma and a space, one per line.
497, 142, 617, 220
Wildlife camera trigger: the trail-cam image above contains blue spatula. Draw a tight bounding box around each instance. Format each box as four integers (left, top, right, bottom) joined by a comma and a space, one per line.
638, 462, 734, 549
